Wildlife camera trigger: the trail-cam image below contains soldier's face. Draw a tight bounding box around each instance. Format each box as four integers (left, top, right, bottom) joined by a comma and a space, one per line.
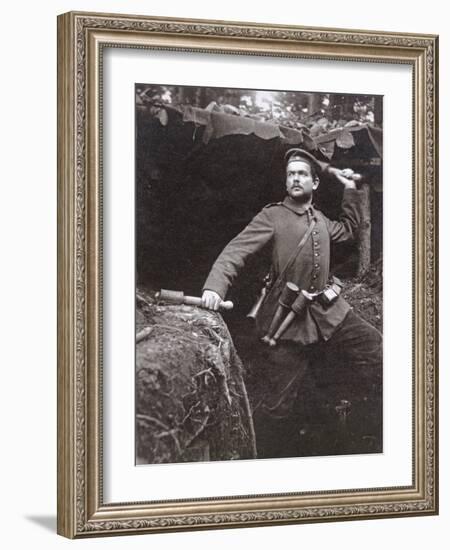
285, 160, 319, 202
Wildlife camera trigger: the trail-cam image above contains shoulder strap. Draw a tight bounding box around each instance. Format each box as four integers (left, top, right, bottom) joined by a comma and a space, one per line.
271, 218, 317, 290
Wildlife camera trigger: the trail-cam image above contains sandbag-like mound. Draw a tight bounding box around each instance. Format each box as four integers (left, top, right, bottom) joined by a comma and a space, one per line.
136, 290, 257, 464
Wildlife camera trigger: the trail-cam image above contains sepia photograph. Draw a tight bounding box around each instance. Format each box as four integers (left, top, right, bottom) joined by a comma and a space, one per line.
56, 10, 438, 537
135, 83, 383, 465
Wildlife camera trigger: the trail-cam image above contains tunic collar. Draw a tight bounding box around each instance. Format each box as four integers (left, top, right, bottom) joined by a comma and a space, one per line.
282, 196, 316, 217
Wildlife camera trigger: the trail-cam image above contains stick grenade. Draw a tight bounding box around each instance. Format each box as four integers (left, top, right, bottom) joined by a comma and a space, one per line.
247, 273, 271, 320
156, 289, 234, 311
343, 172, 362, 182
331, 167, 362, 183
261, 282, 299, 344
268, 290, 313, 346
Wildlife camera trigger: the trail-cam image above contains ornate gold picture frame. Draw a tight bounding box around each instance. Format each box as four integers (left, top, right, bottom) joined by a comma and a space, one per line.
57, 11, 438, 538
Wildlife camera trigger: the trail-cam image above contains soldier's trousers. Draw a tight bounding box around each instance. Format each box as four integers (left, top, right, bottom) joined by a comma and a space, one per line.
249, 310, 383, 457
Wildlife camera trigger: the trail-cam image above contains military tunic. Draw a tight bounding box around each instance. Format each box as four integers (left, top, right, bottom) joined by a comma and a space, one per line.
203, 189, 363, 345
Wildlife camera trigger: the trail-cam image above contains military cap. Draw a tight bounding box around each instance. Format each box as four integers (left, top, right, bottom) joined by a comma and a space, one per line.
284, 148, 323, 173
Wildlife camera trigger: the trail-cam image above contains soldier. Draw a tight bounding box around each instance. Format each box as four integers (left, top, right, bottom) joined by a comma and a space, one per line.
201, 148, 382, 457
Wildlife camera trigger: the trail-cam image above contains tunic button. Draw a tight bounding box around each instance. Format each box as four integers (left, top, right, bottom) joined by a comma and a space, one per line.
314, 242, 319, 247
312, 274, 317, 279
313, 231, 318, 235
314, 252, 319, 257
314, 263, 319, 268
310, 285, 315, 291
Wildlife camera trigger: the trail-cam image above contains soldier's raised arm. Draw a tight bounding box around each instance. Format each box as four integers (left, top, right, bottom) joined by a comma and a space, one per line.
324, 167, 363, 243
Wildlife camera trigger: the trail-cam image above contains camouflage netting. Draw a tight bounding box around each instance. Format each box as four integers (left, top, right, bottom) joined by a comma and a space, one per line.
136, 289, 257, 464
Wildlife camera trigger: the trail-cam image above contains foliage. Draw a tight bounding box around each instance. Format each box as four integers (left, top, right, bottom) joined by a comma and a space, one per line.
136, 84, 381, 137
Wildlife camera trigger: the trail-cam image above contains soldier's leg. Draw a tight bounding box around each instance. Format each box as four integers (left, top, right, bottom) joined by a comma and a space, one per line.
315, 310, 383, 453
247, 342, 310, 458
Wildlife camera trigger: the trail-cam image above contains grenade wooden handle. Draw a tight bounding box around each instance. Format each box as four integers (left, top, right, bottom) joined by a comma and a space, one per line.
184, 295, 234, 310
156, 289, 234, 310
261, 282, 299, 344
269, 290, 313, 346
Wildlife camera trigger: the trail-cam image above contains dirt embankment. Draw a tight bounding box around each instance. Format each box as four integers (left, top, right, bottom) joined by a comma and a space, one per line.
136, 290, 256, 464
